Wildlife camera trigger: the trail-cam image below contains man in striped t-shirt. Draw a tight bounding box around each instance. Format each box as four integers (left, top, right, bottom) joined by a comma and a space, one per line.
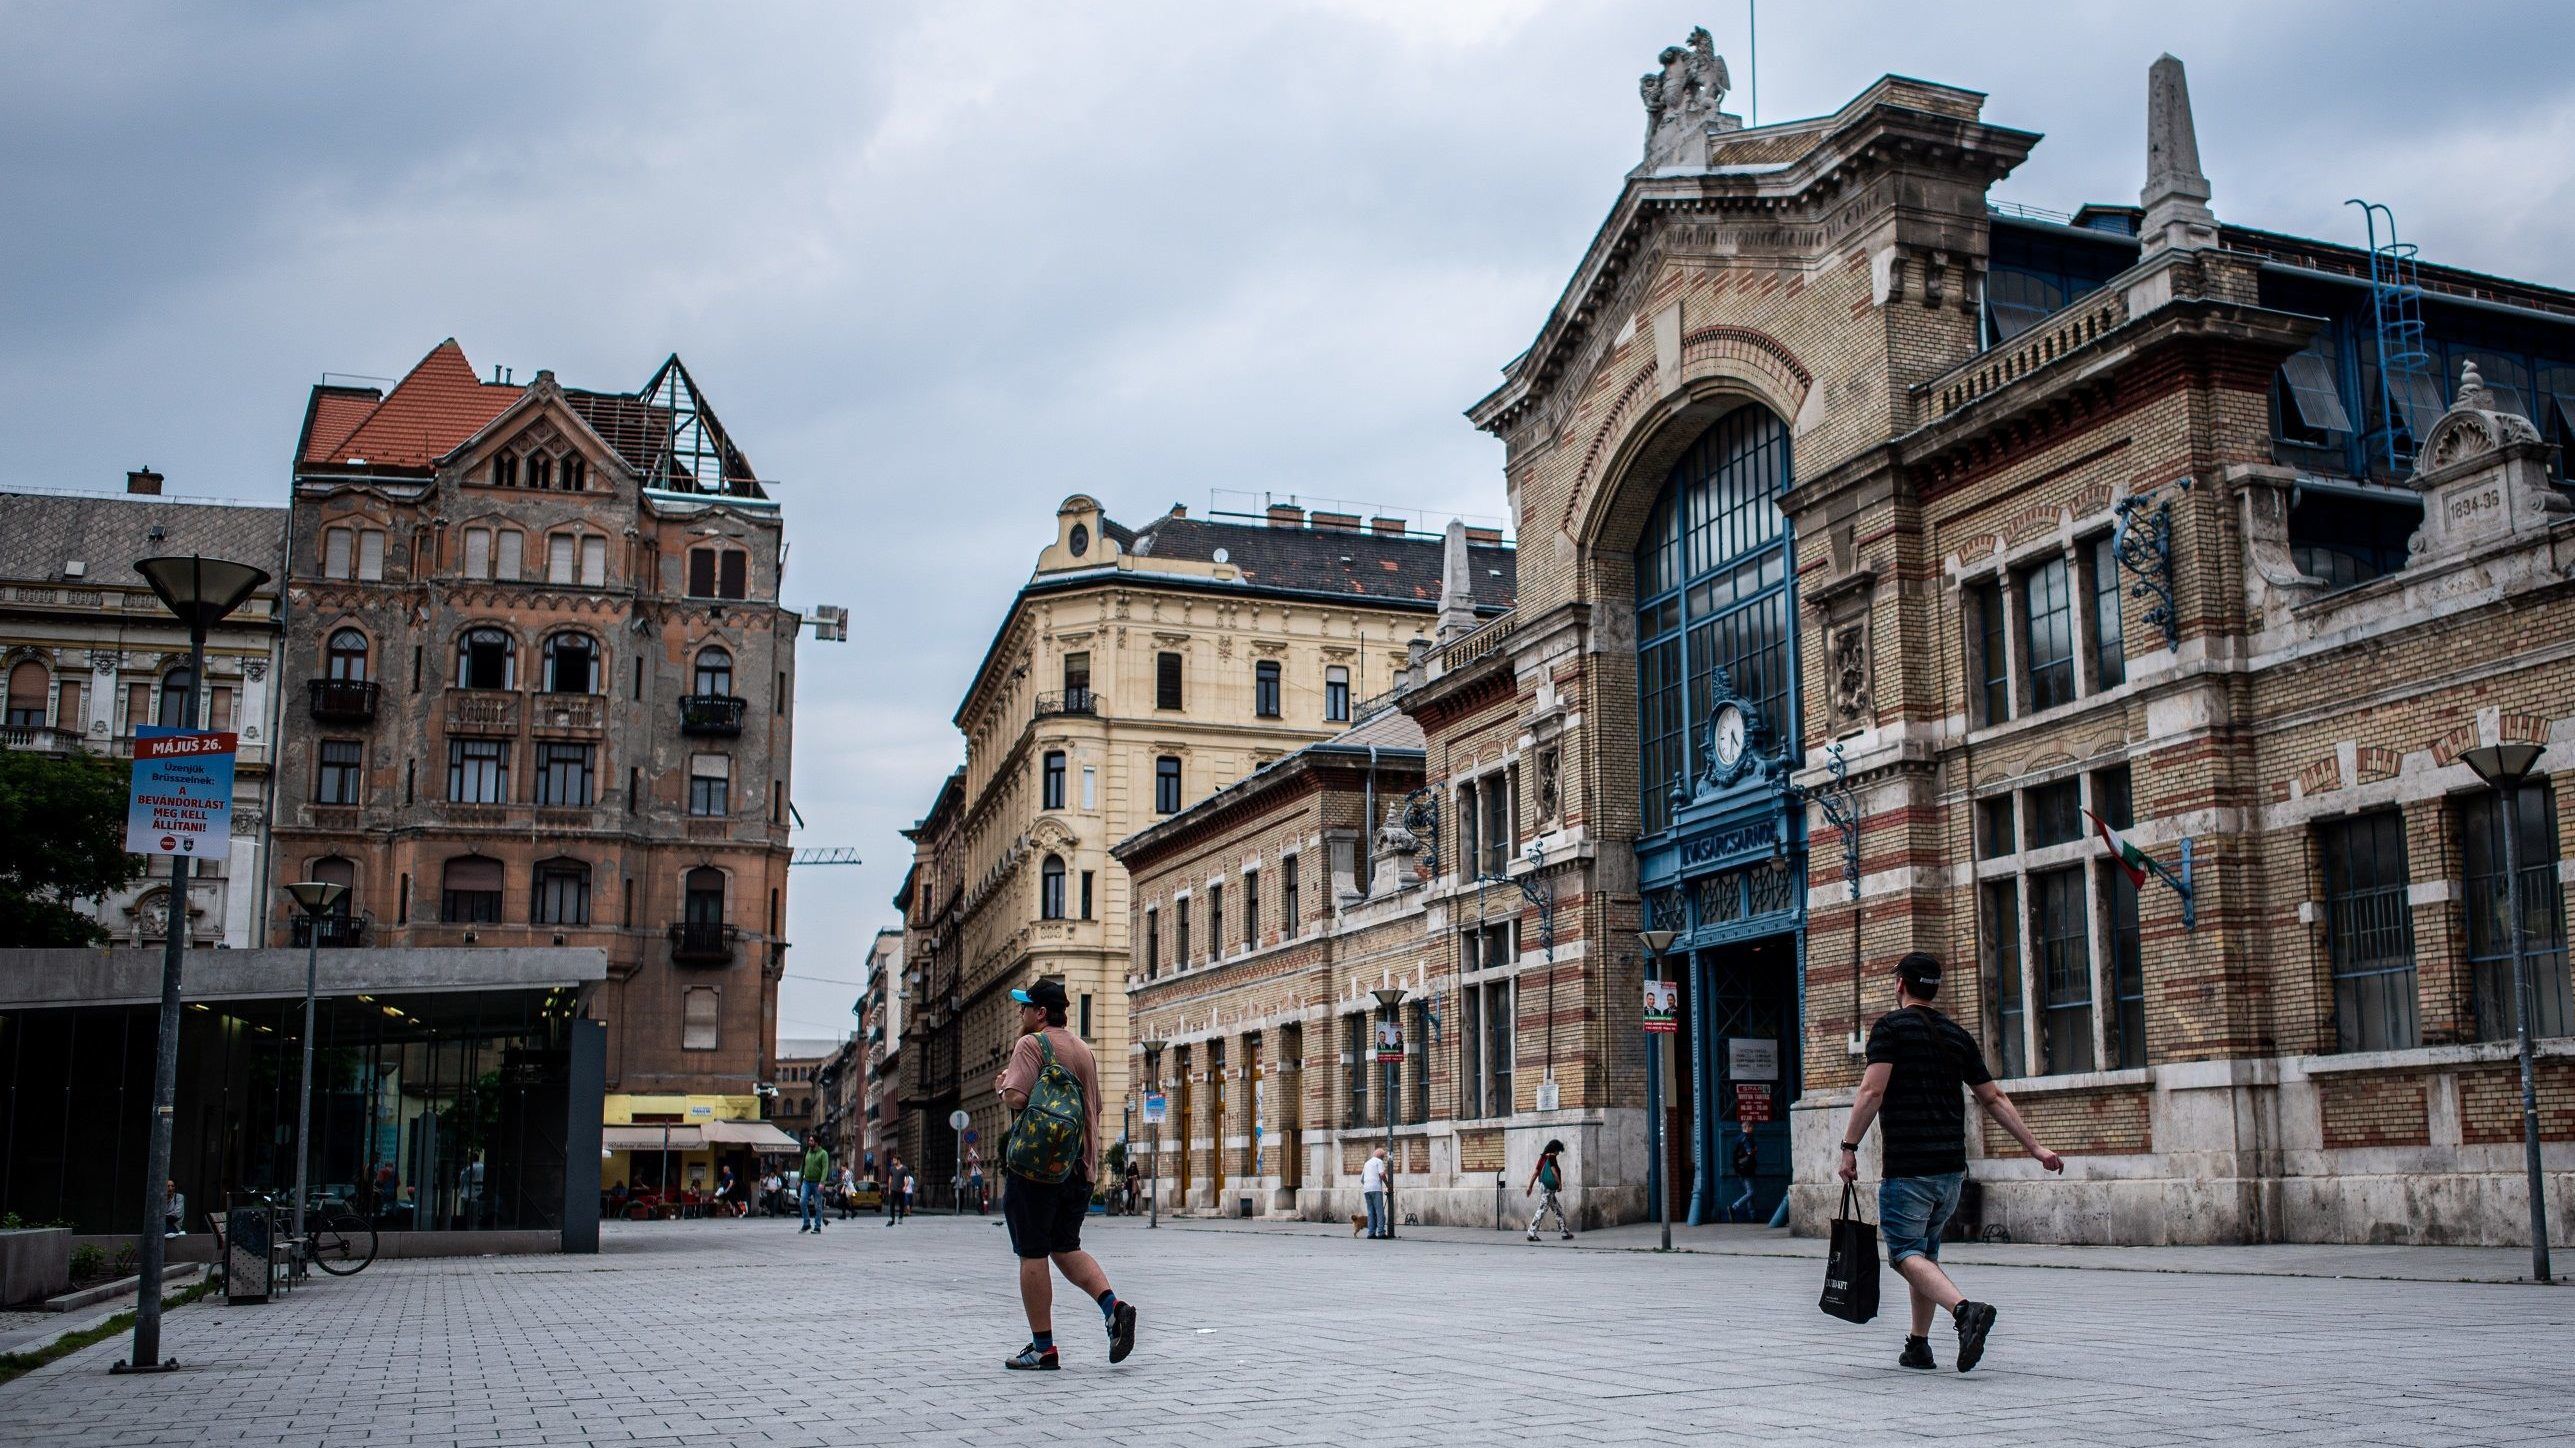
1839, 952, 2062, 1374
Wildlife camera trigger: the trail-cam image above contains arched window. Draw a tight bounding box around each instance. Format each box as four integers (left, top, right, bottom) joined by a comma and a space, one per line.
5, 659, 48, 728
308, 857, 356, 918
326, 629, 370, 682
156, 665, 193, 728
457, 629, 514, 690
1634, 404, 1794, 834
441, 856, 504, 924
684, 868, 726, 926
1040, 855, 1067, 920
543, 633, 598, 694
562, 455, 587, 492
526, 454, 553, 490
693, 646, 734, 697
532, 858, 591, 926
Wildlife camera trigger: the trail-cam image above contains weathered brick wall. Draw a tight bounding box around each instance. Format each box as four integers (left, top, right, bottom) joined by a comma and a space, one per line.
2318, 1076, 2432, 1149
2459, 1063, 2575, 1144
1981, 1087, 2152, 1157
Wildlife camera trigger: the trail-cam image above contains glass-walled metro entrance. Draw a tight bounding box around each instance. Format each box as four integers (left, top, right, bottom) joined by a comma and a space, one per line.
1633, 402, 1805, 1225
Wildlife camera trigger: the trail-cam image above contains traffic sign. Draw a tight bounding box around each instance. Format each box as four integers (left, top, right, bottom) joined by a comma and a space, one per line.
948, 1109, 970, 1131
126, 728, 237, 857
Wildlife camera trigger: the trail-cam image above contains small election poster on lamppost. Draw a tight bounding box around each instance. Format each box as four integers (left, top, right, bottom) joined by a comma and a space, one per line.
1643, 978, 1679, 1033
125, 728, 238, 856
1142, 1092, 1167, 1125
1374, 1018, 1404, 1063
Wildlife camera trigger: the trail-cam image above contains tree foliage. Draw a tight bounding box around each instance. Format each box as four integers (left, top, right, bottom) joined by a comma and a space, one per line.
0, 750, 145, 947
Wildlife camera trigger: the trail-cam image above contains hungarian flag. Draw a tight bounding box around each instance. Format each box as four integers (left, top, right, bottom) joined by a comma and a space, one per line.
2088, 809, 2151, 889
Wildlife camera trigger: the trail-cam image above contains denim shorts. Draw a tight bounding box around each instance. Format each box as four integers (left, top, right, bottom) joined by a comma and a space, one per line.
1879, 1171, 1964, 1264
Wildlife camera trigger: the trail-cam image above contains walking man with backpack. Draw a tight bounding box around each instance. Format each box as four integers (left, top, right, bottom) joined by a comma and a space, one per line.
995, 977, 1137, 1371
1524, 1138, 1573, 1241
1838, 952, 2063, 1373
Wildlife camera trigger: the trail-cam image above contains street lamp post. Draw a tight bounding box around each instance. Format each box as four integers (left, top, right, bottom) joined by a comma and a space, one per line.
119, 554, 270, 1375
2461, 742, 2555, 1284
283, 881, 350, 1268
1372, 986, 1405, 1240
1639, 930, 1677, 1252
1138, 1039, 1165, 1229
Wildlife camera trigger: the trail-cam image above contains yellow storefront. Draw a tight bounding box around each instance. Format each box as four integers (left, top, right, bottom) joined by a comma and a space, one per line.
599, 1094, 801, 1211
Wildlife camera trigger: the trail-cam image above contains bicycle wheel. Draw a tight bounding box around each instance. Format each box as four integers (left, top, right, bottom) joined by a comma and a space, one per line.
309, 1212, 379, 1275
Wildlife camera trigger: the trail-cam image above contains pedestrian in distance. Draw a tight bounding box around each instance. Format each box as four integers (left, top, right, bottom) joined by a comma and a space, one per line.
715, 1164, 739, 1219
1729, 1121, 1761, 1223
1360, 1145, 1390, 1239
799, 1132, 831, 1233
898, 1167, 914, 1222
1838, 951, 2064, 1374
995, 977, 1136, 1371
839, 1165, 857, 1221
1524, 1138, 1573, 1241
885, 1156, 906, 1224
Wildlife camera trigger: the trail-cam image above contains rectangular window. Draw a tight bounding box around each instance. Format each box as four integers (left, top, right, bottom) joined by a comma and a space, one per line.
1404, 1000, 1431, 1126
534, 742, 595, 806
2102, 866, 2146, 1069
447, 739, 508, 804
495, 530, 523, 581
1242, 869, 1259, 949
2031, 866, 2094, 1074
1458, 782, 1480, 879
440, 857, 503, 925
682, 987, 719, 1051
1041, 751, 1065, 810
357, 529, 386, 581
548, 534, 576, 585
2090, 535, 2126, 689
688, 548, 716, 598
1144, 907, 1160, 980
1078, 993, 1092, 1039
1155, 756, 1182, 814
208, 686, 233, 732
580, 535, 607, 587
1156, 652, 1183, 710
533, 864, 591, 926
1345, 1014, 1370, 1129
317, 740, 363, 805
2457, 784, 2570, 1042
1458, 980, 1482, 1118
1481, 773, 1511, 875
1207, 882, 1223, 957
1080, 870, 1094, 922
323, 527, 353, 580
689, 754, 731, 817
1062, 651, 1090, 701
2319, 810, 2420, 1052
1254, 660, 1281, 718
1482, 978, 1514, 1117
1982, 879, 2025, 1078
1175, 897, 1191, 967
1324, 665, 1350, 722
462, 527, 491, 579
718, 550, 747, 599
1328, 837, 1356, 899
1977, 795, 2017, 858
56, 680, 83, 733
124, 682, 148, 736
2025, 780, 2082, 849
2091, 764, 2134, 832
1282, 854, 1299, 937
1971, 578, 2009, 726
2022, 555, 2076, 711
1080, 766, 1096, 810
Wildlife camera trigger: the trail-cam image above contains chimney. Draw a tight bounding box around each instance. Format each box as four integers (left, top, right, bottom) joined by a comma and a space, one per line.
1266, 503, 1306, 529
1311, 510, 1361, 532
1463, 526, 1504, 546
126, 468, 163, 496
1370, 517, 1407, 537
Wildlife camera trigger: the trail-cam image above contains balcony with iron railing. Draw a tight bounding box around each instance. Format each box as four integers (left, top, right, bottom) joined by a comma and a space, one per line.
668, 919, 739, 966
1034, 689, 1098, 719
307, 677, 380, 724
679, 694, 747, 736
289, 914, 367, 949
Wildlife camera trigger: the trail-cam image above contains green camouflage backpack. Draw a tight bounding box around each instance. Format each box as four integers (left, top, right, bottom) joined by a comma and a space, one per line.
1004, 1031, 1085, 1184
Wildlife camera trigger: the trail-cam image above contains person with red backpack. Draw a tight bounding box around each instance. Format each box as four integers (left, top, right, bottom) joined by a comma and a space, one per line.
994, 978, 1138, 1371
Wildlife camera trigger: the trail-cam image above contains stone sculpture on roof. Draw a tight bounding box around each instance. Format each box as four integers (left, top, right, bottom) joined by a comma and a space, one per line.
1639, 27, 1740, 169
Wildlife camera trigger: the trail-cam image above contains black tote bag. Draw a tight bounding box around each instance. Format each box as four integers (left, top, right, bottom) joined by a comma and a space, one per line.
1819, 1181, 1881, 1324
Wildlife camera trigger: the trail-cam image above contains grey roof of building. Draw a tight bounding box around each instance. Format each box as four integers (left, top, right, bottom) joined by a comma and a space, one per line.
776, 1037, 846, 1063
1122, 515, 1516, 610
0, 490, 288, 591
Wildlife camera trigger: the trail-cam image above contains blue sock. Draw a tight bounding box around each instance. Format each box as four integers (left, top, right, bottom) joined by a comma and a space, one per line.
1098, 1289, 1120, 1323
1031, 1330, 1054, 1353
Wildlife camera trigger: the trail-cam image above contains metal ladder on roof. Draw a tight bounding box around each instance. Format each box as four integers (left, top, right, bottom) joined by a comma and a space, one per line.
2348, 198, 2437, 478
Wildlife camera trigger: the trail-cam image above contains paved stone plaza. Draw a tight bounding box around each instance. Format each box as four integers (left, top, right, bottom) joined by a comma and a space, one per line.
2, 1216, 2568, 1447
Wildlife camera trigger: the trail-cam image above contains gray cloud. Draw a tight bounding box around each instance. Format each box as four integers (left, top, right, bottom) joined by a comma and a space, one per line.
5, 0, 2568, 1037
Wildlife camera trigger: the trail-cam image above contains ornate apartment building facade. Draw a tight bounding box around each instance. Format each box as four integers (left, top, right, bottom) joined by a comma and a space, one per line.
272, 340, 800, 1178
896, 496, 1510, 1195
1121, 37, 2575, 1248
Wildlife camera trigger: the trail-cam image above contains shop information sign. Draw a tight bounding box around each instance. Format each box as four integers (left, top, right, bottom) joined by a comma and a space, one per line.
125, 728, 237, 857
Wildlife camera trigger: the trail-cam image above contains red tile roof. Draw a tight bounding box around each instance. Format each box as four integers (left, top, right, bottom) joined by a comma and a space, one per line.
304, 339, 521, 472
300, 388, 380, 466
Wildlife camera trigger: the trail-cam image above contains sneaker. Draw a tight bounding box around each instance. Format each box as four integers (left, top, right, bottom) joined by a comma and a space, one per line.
1953, 1301, 1998, 1373
1525, 1231, 1539, 1241
1899, 1336, 1937, 1371
1003, 1344, 1059, 1371
1107, 1301, 1137, 1364
1559, 1231, 1574, 1240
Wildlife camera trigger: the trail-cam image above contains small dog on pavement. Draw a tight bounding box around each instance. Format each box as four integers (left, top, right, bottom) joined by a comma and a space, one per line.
1350, 1211, 1368, 1237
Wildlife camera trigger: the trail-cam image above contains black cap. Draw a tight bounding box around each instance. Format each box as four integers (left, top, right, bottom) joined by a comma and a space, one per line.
1011, 977, 1071, 1011
1896, 951, 1943, 998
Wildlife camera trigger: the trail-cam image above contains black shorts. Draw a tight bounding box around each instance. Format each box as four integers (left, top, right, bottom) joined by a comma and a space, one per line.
1002, 1172, 1089, 1259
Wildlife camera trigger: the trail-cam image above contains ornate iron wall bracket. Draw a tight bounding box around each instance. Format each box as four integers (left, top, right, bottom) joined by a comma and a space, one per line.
1400, 785, 1443, 871
1784, 741, 1860, 902
2112, 478, 2191, 652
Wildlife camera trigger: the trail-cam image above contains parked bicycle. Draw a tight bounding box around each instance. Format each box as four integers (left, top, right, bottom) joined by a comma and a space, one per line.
246, 1190, 379, 1277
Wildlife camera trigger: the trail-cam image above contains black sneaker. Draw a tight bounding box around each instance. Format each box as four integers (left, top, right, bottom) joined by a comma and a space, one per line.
1953, 1301, 1998, 1373
1899, 1336, 1937, 1371
1107, 1301, 1137, 1364
1003, 1344, 1059, 1371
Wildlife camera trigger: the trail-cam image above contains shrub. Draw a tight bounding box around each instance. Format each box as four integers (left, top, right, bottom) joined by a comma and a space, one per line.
68, 1244, 106, 1282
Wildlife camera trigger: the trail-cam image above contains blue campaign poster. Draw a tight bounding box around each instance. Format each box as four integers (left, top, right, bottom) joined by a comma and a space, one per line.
126, 725, 239, 857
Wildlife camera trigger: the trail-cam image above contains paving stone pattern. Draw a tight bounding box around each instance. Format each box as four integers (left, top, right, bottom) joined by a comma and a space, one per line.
3, 1216, 2569, 1447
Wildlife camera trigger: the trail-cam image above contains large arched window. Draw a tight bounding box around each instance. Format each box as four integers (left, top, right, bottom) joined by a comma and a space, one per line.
1040, 854, 1068, 920
457, 628, 515, 690
5, 659, 48, 728
1634, 404, 1795, 834
542, 632, 598, 694
326, 628, 370, 682
693, 646, 733, 697
156, 665, 193, 728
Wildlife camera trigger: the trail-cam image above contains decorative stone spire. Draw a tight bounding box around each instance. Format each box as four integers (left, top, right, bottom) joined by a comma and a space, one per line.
1436, 518, 1477, 642
2140, 54, 2218, 256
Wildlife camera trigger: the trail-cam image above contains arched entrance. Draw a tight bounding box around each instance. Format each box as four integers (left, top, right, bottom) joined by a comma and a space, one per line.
1628, 401, 1804, 1226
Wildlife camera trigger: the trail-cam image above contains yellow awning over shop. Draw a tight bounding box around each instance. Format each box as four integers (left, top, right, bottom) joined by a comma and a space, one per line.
701, 1121, 803, 1154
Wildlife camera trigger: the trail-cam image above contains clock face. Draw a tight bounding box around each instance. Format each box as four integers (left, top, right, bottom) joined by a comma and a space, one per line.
1714, 704, 1748, 767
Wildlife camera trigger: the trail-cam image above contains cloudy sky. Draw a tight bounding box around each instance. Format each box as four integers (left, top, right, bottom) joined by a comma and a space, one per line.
6, 1, 2571, 1036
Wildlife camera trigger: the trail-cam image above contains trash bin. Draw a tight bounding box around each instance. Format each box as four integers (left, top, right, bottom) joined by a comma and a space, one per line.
225, 1206, 272, 1304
